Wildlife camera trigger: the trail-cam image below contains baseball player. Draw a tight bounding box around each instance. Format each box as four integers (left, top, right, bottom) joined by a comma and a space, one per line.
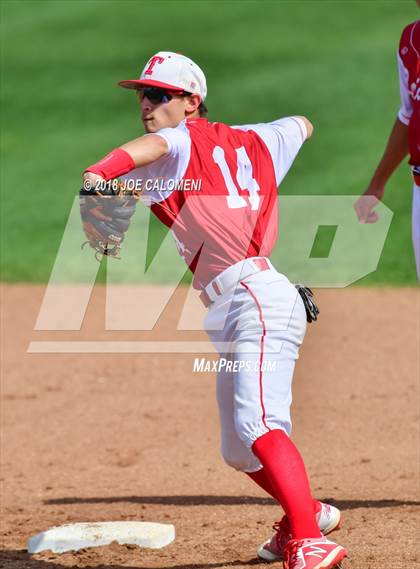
82, 52, 347, 569
354, 14, 420, 281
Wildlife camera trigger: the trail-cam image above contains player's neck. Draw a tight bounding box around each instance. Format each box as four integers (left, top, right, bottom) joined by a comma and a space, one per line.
185, 110, 201, 121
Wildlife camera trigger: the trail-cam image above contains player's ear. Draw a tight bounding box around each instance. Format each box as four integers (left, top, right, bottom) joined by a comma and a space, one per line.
184, 94, 201, 113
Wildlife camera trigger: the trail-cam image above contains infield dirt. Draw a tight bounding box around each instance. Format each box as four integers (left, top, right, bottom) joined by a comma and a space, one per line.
1, 285, 419, 569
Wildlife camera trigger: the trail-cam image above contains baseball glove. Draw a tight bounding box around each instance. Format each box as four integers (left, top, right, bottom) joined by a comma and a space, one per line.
295, 284, 320, 323
80, 181, 139, 260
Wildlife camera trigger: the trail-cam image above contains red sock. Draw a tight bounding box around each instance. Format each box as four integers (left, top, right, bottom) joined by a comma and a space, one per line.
247, 469, 322, 518
247, 469, 322, 516
313, 499, 322, 514
247, 469, 279, 502
252, 430, 321, 539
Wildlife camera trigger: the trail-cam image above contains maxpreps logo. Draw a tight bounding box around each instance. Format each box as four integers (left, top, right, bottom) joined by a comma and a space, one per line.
193, 358, 278, 373
29, 195, 393, 355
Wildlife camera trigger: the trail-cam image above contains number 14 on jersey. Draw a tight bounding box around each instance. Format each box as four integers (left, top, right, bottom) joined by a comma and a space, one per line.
212, 146, 261, 210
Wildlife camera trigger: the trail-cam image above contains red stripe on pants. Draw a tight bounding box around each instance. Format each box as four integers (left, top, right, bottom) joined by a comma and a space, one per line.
240, 280, 270, 433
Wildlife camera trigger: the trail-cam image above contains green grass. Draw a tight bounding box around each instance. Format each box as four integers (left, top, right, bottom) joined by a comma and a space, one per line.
1, 0, 418, 284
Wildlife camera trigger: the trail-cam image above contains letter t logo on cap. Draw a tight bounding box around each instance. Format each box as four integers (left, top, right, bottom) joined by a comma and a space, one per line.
144, 56, 165, 76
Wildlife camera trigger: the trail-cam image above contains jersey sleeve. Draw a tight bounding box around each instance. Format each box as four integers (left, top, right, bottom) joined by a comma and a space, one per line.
119, 123, 191, 205
232, 117, 307, 185
397, 52, 412, 126
154, 123, 191, 159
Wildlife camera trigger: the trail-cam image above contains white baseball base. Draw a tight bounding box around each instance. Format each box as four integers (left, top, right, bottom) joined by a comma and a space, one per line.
27, 521, 175, 554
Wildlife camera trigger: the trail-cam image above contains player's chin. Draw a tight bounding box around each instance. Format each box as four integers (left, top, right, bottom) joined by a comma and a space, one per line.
142, 119, 157, 133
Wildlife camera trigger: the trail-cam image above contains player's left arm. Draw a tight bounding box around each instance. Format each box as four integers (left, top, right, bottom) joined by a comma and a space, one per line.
83, 134, 168, 187
80, 134, 169, 258
120, 134, 169, 165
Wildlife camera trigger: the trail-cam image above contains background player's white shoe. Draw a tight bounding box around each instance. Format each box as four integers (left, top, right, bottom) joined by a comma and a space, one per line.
257, 502, 341, 562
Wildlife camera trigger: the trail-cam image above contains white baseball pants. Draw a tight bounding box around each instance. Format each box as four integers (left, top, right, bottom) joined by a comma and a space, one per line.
204, 259, 307, 473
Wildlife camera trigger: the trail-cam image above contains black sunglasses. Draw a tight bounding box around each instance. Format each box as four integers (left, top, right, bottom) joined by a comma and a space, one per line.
137, 87, 190, 105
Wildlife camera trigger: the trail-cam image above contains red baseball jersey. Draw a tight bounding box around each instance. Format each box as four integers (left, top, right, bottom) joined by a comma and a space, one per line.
122, 117, 306, 288
398, 20, 420, 166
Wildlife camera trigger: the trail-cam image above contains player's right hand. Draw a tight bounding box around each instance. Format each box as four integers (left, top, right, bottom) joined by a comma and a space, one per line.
354, 186, 385, 224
